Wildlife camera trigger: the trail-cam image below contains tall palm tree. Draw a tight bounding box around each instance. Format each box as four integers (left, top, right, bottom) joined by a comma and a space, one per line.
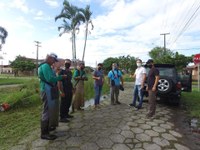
55, 0, 84, 60
79, 5, 93, 61
0, 26, 8, 51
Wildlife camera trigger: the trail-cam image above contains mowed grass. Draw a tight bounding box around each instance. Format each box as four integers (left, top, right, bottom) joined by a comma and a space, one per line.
182, 87, 200, 118
0, 74, 109, 150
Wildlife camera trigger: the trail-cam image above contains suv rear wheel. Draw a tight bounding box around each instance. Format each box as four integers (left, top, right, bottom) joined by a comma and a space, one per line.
157, 77, 173, 94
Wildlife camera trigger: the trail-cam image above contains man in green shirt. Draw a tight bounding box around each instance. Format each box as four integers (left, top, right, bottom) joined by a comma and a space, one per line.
38, 53, 66, 140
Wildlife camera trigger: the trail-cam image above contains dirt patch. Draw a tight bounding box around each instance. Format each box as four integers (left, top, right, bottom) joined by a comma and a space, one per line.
170, 104, 200, 150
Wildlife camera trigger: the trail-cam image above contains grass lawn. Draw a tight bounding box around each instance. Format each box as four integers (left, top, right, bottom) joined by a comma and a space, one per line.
0, 75, 109, 150
182, 87, 200, 118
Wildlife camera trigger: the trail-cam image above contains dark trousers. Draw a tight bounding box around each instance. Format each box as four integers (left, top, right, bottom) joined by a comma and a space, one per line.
147, 90, 156, 117
60, 92, 73, 119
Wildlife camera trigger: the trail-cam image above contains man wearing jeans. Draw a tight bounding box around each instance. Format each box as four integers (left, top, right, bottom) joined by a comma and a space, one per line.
92, 63, 104, 108
108, 63, 124, 105
129, 59, 146, 109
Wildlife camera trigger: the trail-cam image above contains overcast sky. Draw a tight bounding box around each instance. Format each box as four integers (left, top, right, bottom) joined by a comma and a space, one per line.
0, 0, 200, 67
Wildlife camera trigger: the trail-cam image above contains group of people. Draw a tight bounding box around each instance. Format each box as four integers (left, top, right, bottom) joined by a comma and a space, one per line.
38, 52, 159, 141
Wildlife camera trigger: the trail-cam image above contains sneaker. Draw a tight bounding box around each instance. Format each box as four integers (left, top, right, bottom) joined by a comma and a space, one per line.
59, 118, 70, 123
66, 114, 74, 118
129, 103, 136, 107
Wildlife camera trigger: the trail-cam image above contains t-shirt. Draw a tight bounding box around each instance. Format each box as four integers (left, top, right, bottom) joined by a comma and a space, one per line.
147, 67, 159, 90
134, 67, 146, 85
108, 69, 122, 86
59, 69, 73, 92
93, 69, 104, 86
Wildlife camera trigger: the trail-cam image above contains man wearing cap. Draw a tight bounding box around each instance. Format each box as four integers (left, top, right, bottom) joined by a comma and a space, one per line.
72, 62, 88, 111
146, 59, 160, 118
38, 53, 67, 140
92, 63, 104, 108
58, 59, 74, 122
108, 63, 124, 105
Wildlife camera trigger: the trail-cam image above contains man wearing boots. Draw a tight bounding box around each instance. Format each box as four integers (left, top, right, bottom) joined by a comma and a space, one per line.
58, 59, 74, 122
38, 53, 67, 140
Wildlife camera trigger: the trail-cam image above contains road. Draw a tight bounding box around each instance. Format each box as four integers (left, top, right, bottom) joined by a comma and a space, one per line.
10, 82, 200, 150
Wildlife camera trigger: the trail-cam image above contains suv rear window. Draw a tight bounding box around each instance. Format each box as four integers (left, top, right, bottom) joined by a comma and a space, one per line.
145, 67, 176, 77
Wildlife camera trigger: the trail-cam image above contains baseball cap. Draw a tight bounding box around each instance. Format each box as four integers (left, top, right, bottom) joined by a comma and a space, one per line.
146, 59, 154, 64
49, 53, 58, 62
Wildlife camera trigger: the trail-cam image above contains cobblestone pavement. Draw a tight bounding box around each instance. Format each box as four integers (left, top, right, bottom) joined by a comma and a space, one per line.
11, 82, 199, 150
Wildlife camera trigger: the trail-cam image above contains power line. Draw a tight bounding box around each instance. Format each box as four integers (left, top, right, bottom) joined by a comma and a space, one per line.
169, 0, 200, 48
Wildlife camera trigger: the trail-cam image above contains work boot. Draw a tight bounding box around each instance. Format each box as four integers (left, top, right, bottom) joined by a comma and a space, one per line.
41, 121, 57, 140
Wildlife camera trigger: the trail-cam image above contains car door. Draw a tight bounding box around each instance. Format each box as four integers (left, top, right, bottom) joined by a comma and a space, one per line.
178, 73, 192, 92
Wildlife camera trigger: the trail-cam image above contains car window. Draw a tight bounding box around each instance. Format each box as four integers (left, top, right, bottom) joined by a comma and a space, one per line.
145, 67, 175, 77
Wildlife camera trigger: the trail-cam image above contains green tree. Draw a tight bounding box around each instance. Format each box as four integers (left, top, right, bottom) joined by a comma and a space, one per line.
55, 0, 84, 60
149, 46, 193, 71
10, 56, 36, 76
103, 57, 119, 73
118, 55, 136, 73
0, 26, 8, 50
79, 5, 93, 61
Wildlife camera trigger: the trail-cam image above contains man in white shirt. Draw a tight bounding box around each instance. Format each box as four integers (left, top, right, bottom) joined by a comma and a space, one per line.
129, 59, 146, 109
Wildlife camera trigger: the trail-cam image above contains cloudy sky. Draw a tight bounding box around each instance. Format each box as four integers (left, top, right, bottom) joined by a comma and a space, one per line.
0, 0, 200, 67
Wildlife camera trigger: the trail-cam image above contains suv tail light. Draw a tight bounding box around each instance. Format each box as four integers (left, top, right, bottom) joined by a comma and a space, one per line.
176, 82, 182, 90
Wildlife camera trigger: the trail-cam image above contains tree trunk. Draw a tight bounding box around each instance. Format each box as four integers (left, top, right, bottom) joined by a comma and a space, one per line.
82, 23, 88, 61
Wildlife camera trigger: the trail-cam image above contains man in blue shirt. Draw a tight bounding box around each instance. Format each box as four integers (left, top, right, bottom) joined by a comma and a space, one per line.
108, 63, 124, 105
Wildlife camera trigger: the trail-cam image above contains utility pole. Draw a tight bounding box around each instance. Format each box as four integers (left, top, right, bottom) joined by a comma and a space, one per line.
160, 33, 170, 53
34, 41, 41, 76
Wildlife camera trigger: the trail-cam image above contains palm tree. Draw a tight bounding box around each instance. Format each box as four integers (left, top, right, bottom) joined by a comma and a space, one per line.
0, 26, 8, 51
79, 5, 93, 61
55, 0, 84, 60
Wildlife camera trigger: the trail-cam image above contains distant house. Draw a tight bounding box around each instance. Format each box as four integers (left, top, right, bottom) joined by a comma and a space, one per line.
187, 64, 199, 81
0, 65, 13, 74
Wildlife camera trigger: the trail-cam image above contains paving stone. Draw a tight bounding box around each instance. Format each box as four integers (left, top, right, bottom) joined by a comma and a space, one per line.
131, 127, 144, 134
144, 130, 159, 137
65, 137, 84, 146
127, 143, 134, 149
169, 130, 182, 138
124, 138, 133, 144
136, 133, 151, 142
110, 127, 121, 134
121, 130, 135, 138
32, 139, 49, 148
109, 134, 126, 143
96, 137, 113, 148
146, 121, 158, 127
153, 137, 170, 147
174, 143, 190, 150
143, 143, 161, 150
112, 144, 130, 150
127, 122, 138, 127
134, 119, 146, 124
153, 119, 165, 124
80, 142, 99, 150
135, 143, 142, 148
153, 126, 166, 133
161, 133, 177, 141
140, 124, 151, 130
160, 123, 172, 130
